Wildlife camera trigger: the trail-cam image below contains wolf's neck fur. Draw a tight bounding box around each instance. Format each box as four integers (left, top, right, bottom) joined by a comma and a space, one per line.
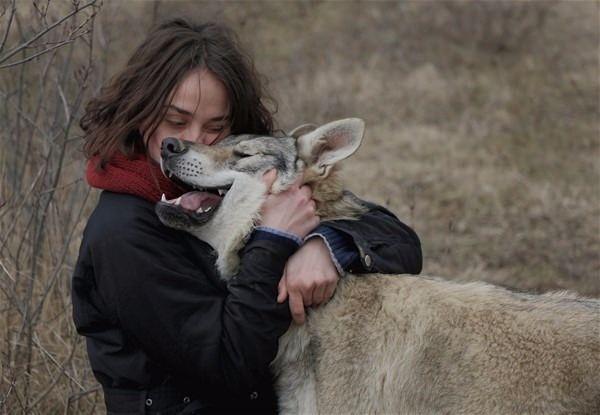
196, 167, 367, 279
191, 175, 267, 278
308, 168, 368, 221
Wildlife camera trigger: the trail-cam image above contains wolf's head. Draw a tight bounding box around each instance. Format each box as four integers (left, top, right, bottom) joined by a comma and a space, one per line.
155, 118, 366, 277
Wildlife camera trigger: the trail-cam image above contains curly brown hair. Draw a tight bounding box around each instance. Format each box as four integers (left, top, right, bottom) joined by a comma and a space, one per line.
80, 19, 275, 167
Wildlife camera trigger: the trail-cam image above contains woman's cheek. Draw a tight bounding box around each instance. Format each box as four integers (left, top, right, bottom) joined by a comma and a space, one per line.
146, 128, 177, 163
212, 128, 231, 145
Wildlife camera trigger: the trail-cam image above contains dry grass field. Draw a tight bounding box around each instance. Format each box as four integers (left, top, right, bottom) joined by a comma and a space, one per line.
0, 0, 598, 413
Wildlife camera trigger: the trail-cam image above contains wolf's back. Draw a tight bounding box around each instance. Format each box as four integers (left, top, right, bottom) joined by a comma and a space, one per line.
303, 274, 600, 415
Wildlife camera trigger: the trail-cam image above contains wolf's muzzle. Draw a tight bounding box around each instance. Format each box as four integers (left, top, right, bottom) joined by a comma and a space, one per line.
161, 137, 188, 159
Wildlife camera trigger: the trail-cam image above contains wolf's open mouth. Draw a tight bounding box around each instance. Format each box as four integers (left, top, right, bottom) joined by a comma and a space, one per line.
158, 165, 232, 223
158, 185, 231, 221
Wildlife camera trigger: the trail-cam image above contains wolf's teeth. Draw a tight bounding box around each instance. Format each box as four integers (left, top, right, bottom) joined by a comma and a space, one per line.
168, 171, 173, 178
173, 197, 182, 206
218, 189, 226, 196
196, 207, 205, 213
205, 206, 212, 212
161, 194, 166, 202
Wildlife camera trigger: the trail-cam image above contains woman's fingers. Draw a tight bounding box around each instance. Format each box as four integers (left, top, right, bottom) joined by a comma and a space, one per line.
323, 281, 338, 305
301, 284, 314, 307
258, 173, 319, 239
261, 169, 278, 191
289, 291, 306, 324
312, 283, 326, 306
299, 184, 312, 201
277, 274, 288, 303
289, 173, 305, 189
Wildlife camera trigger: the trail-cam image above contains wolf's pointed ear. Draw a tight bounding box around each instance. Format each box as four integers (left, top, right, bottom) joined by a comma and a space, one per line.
288, 123, 317, 138
297, 118, 365, 174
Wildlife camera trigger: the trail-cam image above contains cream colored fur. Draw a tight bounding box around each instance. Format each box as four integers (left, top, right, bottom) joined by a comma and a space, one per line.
273, 276, 599, 414
160, 119, 600, 414
187, 174, 267, 277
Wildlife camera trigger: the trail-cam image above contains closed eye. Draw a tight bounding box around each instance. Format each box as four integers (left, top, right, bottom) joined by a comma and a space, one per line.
167, 119, 187, 127
234, 154, 265, 170
206, 126, 226, 134
233, 149, 255, 158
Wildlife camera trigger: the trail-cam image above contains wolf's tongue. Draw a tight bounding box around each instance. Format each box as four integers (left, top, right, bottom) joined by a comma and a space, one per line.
180, 191, 222, 211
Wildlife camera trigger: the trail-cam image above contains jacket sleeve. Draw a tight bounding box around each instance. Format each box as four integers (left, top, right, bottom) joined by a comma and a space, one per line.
320, 193, 422, 275
90, 219, 294, 407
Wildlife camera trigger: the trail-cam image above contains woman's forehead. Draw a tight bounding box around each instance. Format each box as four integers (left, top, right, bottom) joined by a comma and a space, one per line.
169, 69, 229, 120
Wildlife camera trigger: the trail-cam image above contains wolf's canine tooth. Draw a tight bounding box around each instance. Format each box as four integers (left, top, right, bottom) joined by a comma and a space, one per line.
161, 194, 166, 202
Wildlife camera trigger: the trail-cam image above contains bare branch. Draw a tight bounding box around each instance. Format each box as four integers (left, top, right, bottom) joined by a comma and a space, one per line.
0, 165, 46, 250
26, 333, 80, 410
0, 0, 96, 66
0, 37, 79, 70
57, 83, 71, 122
0, 0, 16, 54
31, 187, 91, 322
64, 385, 101, 415
0, 89, 53, 139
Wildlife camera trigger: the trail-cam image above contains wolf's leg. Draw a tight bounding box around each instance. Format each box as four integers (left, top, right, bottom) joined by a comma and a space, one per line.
272, 325, 318, 415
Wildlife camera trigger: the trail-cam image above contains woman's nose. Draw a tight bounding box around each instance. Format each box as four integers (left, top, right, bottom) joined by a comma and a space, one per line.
160, 137, 187, 159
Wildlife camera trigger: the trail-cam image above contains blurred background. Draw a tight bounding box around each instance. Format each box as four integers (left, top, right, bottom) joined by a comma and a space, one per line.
0, 0, 598, 413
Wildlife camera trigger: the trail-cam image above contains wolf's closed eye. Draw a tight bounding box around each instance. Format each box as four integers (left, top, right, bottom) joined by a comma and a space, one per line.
235, 154, 263, 166
233, 149, 254, 158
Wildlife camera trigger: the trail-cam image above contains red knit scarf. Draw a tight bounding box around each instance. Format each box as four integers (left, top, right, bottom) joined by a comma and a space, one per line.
86, 152, 189, 203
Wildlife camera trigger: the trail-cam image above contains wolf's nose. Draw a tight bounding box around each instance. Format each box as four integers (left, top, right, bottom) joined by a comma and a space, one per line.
161, 137, 187, 158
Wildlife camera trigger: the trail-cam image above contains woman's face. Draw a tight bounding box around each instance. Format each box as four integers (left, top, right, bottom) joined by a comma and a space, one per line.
145, 68, 231, 163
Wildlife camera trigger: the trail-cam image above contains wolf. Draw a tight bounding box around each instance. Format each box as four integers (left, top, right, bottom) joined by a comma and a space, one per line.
155, 119, 600, 415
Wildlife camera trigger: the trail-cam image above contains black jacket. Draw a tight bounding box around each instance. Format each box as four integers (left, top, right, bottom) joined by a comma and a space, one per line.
72, 191, 421, 413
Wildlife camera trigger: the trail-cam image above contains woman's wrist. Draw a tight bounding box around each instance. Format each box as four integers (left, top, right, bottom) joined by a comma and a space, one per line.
305, 225, 359, 275
254, 226, 303, 246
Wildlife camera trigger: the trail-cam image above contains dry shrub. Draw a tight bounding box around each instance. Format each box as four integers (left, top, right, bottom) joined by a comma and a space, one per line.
0, 1, 104, 413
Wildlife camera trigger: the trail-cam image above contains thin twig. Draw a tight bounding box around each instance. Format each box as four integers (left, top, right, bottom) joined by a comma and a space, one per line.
27, 333, 81, 410
0, 259, 24, 316
0, 165, 46, 252
0, 90, 54, 140
0, 0, 96, 65
0, 0, 16, 54
0, 37, 83, 70
31, 187, 91, 322
64, 385, 101, 415
57, 83, 71, 122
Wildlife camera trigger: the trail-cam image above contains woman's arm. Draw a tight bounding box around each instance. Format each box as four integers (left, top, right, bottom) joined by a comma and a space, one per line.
319, 200, 422, 275
279, 197, 422, 323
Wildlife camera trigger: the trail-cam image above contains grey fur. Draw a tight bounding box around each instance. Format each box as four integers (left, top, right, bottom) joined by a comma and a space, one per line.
156, 119, 600, 414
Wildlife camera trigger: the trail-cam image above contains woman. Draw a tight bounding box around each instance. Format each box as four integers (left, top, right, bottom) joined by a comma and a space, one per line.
72, 19, 421, 414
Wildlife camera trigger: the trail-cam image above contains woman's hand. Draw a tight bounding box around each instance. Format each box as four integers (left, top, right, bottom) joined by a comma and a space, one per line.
277, 238, 339, 324
259, 170, 319, 239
